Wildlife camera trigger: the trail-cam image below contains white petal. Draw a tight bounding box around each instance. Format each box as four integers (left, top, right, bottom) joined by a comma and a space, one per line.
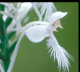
26, 24, 49, 43
49, 11, 68, 25
47, 32, 73, 72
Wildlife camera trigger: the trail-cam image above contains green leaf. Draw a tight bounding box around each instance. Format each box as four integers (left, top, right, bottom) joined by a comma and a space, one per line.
0, 4, 5, 11
0, 13, 5, 50
0, 49, 5, 61
5, 17, 12, 29
0, 13, 10, 72
8, 41, 17, 55
8, 32, 15, 39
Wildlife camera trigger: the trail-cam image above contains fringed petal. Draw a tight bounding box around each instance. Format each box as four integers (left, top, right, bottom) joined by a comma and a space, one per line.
40, 2, 57, 21
47, 32, 73, 72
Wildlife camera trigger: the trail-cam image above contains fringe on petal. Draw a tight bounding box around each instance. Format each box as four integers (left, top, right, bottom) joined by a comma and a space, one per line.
40, 2, 57, 21
46, 32, 74, 72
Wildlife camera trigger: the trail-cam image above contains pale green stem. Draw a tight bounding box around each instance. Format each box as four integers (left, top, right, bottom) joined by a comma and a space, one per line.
7, 30, 26, 72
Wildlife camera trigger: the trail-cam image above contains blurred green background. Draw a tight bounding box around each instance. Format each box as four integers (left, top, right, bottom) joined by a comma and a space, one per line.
12, 2, 78, 72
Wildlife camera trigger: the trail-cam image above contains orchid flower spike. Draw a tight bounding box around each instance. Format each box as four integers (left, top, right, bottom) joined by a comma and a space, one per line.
8, 11, 74, 72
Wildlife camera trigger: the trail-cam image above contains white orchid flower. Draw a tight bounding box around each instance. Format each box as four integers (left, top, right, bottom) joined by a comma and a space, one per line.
26, 11, 74, 72
7, 11, 74, 72
26, 12, 74, 72
26, 11, 66, 43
